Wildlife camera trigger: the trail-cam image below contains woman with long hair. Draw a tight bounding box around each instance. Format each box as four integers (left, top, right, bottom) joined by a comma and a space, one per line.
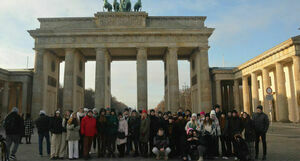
67, 112, 80, 160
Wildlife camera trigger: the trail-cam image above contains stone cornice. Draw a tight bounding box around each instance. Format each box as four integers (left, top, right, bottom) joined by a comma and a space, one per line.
234, 36, 298, 73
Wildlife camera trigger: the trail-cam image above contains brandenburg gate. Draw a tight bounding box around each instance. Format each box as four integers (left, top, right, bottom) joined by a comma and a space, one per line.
28, 12, 214, 117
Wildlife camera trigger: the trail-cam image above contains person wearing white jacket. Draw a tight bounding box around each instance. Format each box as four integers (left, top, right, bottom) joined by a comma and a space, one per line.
66, 113, 80, 160
116, 112, 128, 158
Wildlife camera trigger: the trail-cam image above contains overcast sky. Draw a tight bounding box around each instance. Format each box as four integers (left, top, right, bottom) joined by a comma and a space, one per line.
0, 0, 299, 109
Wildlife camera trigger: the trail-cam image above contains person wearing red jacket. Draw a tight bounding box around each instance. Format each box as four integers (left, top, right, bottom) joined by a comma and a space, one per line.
81, 109, 97, 160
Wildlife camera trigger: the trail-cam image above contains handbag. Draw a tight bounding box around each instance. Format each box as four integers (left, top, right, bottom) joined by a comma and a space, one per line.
117, 132, 126, 139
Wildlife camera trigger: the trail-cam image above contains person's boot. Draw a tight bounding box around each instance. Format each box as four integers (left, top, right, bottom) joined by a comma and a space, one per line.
262, 155, 266, 160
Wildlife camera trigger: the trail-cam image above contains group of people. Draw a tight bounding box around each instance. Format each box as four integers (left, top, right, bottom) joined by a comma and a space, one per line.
2, 104, 269, 161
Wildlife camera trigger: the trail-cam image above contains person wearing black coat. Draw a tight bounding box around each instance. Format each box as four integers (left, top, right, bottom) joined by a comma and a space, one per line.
49, 110, 63, 159
35, 110, 51, 157
127, 110, 141, 157
173, 112, 187, 158
252, 105, 269, 160
149, 109, 159, 156
96, 108, 107, 157
242, 112, 256, 161
184, 129, 206, 161
152, 128, 171, 160
3, 107, 23, 160
227, 110, 242, 160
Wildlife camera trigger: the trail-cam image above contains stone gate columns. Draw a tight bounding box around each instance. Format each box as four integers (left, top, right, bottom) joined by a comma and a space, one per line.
242, 76, 251, 114
293, 55, 300, 121
136, 47, 148, 111
164, 47, 180, 112
275, 62, 289, 122
95, 48, 111, 109
251, 72, 259, 111
190, 47, 212, 113
32, 50, 45, 118
233, 79, 240, 112
215, 80, 222, 106
262, 68, 271, 112
1, 81, 9, 118
63, 49, 85, 112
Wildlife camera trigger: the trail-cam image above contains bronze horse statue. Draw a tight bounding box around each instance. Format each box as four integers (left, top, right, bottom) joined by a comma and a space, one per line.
103, 0, 112, 12
134, 0, 142, 12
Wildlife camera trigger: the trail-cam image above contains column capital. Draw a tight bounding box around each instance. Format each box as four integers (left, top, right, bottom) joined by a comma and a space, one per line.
95, 47, 107, 53
34, 48, 46, 53
167, 47, 179, 54
65, 48, 76, 54
199, 46, 210, 53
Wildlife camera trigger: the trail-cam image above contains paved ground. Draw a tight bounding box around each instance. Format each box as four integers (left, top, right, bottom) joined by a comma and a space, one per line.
1, 122, 300, 161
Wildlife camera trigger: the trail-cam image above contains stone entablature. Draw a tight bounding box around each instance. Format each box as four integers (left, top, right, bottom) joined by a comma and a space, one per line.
0, 68, 33, 82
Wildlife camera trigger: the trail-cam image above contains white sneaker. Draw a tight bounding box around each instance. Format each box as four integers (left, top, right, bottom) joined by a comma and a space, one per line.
198, 156, 204, 161
234, 157, 238, 160
222, 156, 229, 160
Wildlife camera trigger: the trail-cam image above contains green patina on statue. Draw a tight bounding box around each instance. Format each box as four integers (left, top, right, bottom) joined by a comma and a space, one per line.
103, 0, 112, 12
103, 0, 142, 12
113, 0, 120, 12
134, 0, 142, 12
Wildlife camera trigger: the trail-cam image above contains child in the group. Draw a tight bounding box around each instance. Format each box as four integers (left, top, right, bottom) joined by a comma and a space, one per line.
152, 128, 171, 160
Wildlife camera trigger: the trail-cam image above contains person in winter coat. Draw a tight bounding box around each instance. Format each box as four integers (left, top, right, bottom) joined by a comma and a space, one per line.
128, 110, 141, 157
67, 112, 80, 160
149, 109, 159, 156
76, 108, 85, 158
219, 112, 229, 159
106, 109, 119, 158
185, 113, 200, 131
252, 105, 269, 160
96, 108, 107, 157
167, 116, 176, 158
3, 107, 23, 160
210, 110, 221, 158
60, 110, 71, 159
24, 113, 34, 144
81, 109, 97, 160
200, 113, 218, 159
116, 113, 128, 158
227, 110, 242, 160
242, 112, 256, 161
184, 128, 206, 161
139, 110, 150, 158
35, 110, 51, 157
49, 110, 63, 160
173, 112, 187, 158
152, 128, 171, 160
92, 108, 99, 151
226, 111, 233, 156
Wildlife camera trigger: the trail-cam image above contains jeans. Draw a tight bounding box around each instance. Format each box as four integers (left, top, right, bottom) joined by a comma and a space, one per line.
38, 132, 50, 155
128, 135, 139, 154
255, 132, 267, 157
152, 147, 171, 157
106, 135, 117, 155
247, 141, 255, 161
6, 134, 20, 157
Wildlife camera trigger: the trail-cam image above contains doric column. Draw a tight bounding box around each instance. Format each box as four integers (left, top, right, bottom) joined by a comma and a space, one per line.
63, 49, 76, 111
31, 49, 45, 119
95, 48, 106, 109
262, 68, 271, 112
287, 65, 297, 122
21, 81, 28, 114
166, 47, 180, 112
275, 62, 289, 122
233, 79, 240, 112
136, 47, 148, 111
2, 81, 9, 118
251, 72, 259, 112
215, 80, 222, 107
95, 48, 111, 109
242, 76, 251, 114
199, 48, 212, 112
292, 55, 300, 121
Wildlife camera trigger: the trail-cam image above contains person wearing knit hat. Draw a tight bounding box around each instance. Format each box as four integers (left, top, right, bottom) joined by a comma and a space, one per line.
49, 109, 63, 159
253, 105, 269, 160
228, 109, 242, 160
40, 110, 46, 115
185, 113, 200, 131
106, 107, 118, 158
